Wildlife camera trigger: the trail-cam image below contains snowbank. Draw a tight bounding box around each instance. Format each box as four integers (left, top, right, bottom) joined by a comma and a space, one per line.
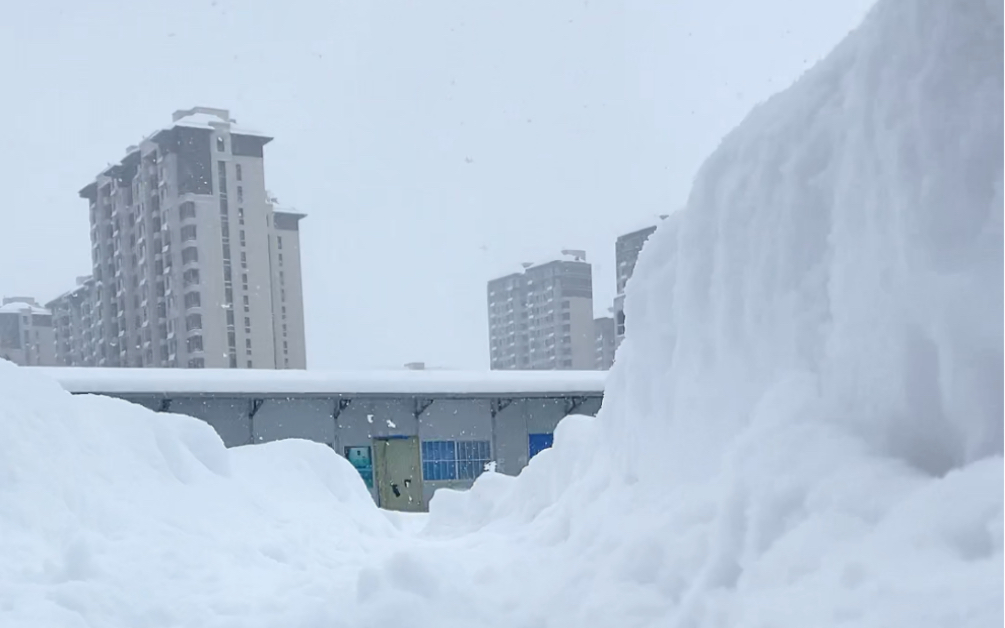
0, 360, 398, 627
420, 0, 1004, 625
1, 0, 1001, 626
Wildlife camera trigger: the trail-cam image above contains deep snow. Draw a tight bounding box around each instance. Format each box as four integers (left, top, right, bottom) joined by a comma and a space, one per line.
1, 0, 1002, 626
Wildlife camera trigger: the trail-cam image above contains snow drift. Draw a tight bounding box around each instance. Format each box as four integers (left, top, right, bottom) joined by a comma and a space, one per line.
420, 0, 1004, 625
1, 0, 1002, 626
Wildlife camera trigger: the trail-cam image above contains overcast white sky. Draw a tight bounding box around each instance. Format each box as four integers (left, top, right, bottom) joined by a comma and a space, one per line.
0, 0, 872, 369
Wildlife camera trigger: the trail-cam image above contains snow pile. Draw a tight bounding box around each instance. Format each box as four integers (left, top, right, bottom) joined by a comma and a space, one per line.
1, 0, 1002, 626
0, 361, 398, 627
418, 0, 1004, 625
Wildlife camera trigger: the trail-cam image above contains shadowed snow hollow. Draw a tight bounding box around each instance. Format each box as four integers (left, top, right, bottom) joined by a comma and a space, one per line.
1, 0, 1002, 627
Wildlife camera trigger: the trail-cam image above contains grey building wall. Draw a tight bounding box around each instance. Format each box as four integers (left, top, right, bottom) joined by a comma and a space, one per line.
594, 316, 616, 370
0, 298, 56, 366
48, 278, 102, 366
613, 225, 659, 347
61, 107, 305, 370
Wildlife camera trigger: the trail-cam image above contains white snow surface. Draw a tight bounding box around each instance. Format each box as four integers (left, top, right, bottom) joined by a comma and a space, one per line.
2, 1, 1003, 626
32, 367, 607, 396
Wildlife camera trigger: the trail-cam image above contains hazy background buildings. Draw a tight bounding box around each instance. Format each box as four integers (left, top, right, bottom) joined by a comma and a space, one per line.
35, 108, 307, 370
0, 0, 874, 369
0, 298, 56, 366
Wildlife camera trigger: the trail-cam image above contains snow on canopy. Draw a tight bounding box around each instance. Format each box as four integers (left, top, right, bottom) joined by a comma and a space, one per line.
0, 0, 1001, 626
34, 366, 607, 396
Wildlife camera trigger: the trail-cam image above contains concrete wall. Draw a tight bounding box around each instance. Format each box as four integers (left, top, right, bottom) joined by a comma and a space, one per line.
269, 214, 307, 369
567, 296, 596, 370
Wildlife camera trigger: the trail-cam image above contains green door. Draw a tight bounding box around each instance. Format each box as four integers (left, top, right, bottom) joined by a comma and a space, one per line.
374, 436, 424, 511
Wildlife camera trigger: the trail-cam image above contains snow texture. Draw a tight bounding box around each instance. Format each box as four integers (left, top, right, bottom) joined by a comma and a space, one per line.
2, 0, 1002, 626
0, 303, 51, 315
33, 366, 607, 396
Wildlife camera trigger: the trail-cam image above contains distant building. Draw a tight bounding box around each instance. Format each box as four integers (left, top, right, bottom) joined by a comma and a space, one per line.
47, 277, 101, 366
613, 222, 663, 346
487, 253, 595, 370
0, 297, 57, 366
594, 316, 616, 370
54, 107, 306, 369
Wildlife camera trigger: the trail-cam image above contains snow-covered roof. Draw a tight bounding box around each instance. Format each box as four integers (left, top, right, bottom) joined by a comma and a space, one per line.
0, 302, 50, 315
34, 368, 607, 397
171, 113, 270, 139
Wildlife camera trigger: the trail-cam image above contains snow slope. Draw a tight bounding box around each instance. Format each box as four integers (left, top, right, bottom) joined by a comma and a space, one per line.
421, 0, 1004, 624
1, 0, 1002, 626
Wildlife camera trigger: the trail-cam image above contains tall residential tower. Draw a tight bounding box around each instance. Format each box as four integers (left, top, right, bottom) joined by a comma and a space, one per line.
613, 223, 661, 347
50, 107, 306, 369
487, 254, 595, 370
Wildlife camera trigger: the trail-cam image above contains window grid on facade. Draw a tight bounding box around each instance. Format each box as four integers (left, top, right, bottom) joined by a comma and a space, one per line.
421, 440, 491, 481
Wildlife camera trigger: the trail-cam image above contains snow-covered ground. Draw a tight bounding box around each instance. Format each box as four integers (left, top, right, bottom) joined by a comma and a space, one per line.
1, 0, 1002, 626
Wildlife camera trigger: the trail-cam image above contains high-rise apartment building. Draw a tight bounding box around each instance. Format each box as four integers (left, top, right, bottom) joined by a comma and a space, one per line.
51, 107, 306, 369
0, 297, 56, 366
594, 316, 616, 370
487, 255, 595, 370
613, 223, 661, 347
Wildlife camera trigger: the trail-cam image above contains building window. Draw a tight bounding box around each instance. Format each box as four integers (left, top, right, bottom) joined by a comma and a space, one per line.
183, 291, 201, 309
421, 440, 491, 481
421, 441, 456, 481
237, 186, 243, 202
186, 335, 203, 353
239, 230, 246, 247
245, 338, 251, 349
217, 137, 226, 152
180, 225, 197, 242
182, 269, 200, 287
181, 246, 199, 264
235, 164, 242, 181
185, 313, 202, 331
246, 360, 253, 368
179, 201, 196, 220
187, 357, 205, 368
277, 236, 283, 250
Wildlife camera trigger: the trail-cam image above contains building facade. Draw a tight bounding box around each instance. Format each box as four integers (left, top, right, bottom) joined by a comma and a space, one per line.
0, 298, 56, 366
40, 367, 606, 511
51, 107, 306, 369
613, 224, 660, 346
47, 277, 101, 366
594, 316, 616, 370
487, 256, 595, 370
